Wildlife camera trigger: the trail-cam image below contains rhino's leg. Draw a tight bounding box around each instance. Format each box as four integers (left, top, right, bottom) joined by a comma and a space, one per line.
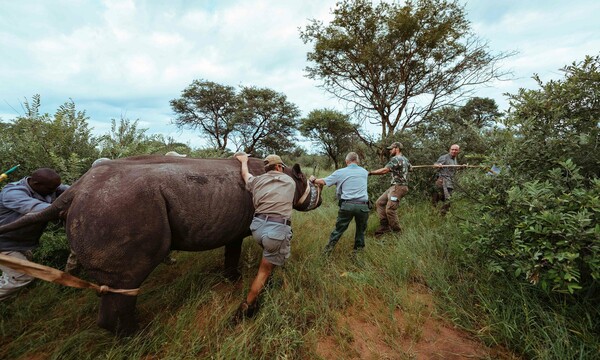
224, 238, 243, 281
97, 293, 138, 336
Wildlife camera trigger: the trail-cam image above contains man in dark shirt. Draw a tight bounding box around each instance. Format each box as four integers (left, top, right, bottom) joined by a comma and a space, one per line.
0, 168, 68, 300
433, 144, 460, 215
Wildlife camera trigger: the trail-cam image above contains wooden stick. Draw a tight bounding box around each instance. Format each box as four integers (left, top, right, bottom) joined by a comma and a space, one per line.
411, 164, 487, 169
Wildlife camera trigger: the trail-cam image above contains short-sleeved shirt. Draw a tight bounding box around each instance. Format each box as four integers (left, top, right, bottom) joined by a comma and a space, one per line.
435, 153, 458, 188
0, 177, 69, 251
322, 163, 368, 201
385, 155, 411, 186
246, 171, 295, 219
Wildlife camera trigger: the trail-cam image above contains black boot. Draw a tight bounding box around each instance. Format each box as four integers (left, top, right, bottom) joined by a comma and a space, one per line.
232, 300, 259, 324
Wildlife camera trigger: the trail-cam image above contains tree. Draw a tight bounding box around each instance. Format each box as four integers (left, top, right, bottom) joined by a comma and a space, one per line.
300, 0, 512, 139
503, 55, 600, 180
411, 97, 501, 151
98, 117, 159, 158
233, 86, 300, 156
170, 80, 240, 151
300, 109, 356, 168
0, 95, 99, 183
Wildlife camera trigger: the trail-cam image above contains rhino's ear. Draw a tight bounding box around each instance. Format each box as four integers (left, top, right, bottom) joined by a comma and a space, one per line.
292, 163, 302, 176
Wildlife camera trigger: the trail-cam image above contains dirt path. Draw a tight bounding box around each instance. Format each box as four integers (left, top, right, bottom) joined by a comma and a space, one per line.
316, 284, 517, 359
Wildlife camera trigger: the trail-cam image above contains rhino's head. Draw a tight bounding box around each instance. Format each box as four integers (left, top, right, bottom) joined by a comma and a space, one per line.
285, 164, 323, 212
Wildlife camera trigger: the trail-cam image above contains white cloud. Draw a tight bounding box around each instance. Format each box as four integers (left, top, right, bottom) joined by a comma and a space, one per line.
0, 0, 598, 147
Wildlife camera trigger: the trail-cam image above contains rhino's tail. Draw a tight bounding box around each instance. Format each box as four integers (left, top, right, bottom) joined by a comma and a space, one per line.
0, 189, 75, 234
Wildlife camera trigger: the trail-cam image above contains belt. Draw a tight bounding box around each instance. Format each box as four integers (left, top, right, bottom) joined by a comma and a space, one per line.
255, 213, 291, 226
342, 200, 369, 205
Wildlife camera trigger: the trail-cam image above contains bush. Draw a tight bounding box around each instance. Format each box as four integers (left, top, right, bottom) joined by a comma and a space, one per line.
34, 224, 70, 270
461, 160, 600, 295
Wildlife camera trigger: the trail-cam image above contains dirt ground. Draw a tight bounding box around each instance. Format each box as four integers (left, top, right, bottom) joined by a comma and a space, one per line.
315, 284, 518, 360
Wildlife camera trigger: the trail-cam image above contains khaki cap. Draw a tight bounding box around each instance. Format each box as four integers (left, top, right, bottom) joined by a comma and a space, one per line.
263, 154, 287, 168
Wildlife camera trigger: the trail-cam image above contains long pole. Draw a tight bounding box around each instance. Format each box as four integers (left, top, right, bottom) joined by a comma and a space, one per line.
410, 164, 486, 169
0, 164, 20, 182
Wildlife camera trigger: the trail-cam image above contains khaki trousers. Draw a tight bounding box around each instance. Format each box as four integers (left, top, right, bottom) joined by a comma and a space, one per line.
375, 185, 408, 231
0, 251, 34, 301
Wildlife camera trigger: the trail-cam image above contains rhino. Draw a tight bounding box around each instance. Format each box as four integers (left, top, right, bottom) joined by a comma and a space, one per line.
0, 155, 322, 334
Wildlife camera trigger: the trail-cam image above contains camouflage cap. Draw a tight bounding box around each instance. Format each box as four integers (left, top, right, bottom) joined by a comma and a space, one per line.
263, 154, 287, 168
386, 141, 403, 150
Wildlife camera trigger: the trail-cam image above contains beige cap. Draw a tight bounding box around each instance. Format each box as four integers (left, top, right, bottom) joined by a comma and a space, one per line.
386, 141, 403, 150
263, 154, 287, 167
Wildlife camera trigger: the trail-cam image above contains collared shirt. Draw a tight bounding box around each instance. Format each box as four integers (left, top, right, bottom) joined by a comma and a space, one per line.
322, 163, 368, 201
0, 177, 69, 251
385, 155, 411, 186
246, 171, 295, 219
435, 153, 458, 188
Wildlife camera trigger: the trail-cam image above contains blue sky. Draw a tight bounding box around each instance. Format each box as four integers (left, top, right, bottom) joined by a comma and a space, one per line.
1, 0, 598, 148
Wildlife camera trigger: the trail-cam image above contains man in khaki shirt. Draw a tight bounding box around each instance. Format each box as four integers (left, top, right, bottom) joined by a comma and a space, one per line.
234, 153, 294, 320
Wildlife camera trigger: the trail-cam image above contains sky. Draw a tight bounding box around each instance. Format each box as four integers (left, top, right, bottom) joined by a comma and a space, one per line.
0, 0, 598, 148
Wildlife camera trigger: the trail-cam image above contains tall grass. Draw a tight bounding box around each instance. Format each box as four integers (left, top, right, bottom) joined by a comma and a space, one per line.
1, 181, 597, 359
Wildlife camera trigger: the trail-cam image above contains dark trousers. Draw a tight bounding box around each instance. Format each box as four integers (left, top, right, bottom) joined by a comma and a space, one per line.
325, 202, 370, 251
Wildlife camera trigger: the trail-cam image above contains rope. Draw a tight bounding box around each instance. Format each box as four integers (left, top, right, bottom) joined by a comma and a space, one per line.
0, 253, 140, 296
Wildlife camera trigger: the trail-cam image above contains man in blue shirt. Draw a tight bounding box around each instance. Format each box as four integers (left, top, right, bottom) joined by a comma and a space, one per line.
0, 168, 69, 300
310, 152, 369, 254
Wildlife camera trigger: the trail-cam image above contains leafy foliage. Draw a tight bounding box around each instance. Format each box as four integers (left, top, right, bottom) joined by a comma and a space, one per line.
461, 161, 599, 295
503, 55, 600, 181
234, 86, 300, 157
299, 109, 357, 169
170, 80, 300, 156
170, 80, 240, 151
300, 0, 511, 138
0, 95, 99, 184
97, 117, 170, 158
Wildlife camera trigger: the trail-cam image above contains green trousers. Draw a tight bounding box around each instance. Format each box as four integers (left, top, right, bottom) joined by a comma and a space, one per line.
325, 202, 370, 251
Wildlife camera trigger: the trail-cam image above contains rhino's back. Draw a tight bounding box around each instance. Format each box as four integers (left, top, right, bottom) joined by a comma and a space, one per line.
68, 157, 261, 252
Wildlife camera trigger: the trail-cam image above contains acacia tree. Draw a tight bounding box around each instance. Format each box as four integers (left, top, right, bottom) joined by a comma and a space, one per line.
233, 86, 300, 156
300, 0, 512, 140
170, 80, 240, 151
300, 109, 356, 168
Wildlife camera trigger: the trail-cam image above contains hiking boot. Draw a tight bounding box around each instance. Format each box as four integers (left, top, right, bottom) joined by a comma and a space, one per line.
390, 226, 402, 235
231, 301, 259, 324
374, 226, 391, 237
374, 219, 390, 237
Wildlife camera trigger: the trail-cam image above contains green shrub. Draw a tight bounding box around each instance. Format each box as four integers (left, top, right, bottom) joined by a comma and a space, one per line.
34, 224, 70, 269
461, 160, 600, 295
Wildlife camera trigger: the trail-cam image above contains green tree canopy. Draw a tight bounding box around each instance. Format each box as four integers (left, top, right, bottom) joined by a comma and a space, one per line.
300, 108, 357, 168
98, 117, 164, 158
234, 86, 300, 156
503, 55, 600, 180
0, 95, 99, 183
170, 80, 240, 151
300, 0, 512, 140
171, 79, 301, 157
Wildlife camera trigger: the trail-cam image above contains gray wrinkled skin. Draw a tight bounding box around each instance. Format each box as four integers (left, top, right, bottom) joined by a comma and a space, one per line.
1, 155, 320, 335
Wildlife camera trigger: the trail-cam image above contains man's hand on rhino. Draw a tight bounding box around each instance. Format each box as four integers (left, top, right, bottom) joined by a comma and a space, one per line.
234, 152, 248, 163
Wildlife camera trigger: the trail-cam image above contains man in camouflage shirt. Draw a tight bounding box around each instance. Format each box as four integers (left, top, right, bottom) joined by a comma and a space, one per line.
433, 144, 460, 215
368, 142, 411, 236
